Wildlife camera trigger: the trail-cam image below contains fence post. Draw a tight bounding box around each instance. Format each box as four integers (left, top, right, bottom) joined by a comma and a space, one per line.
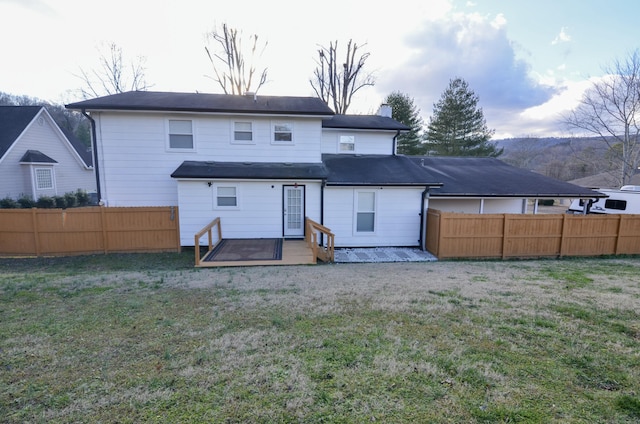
501, 214, 508, 260
559, 214, 567, 258
615, 215, 624, 255
31, 208, 40, 257
100, 207, 108, 254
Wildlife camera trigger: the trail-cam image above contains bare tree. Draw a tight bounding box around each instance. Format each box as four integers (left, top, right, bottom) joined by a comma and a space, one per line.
563, 50, 640, 186
310, 39, 375, 114
76, 42, 150, 99
205, 23, 268, 95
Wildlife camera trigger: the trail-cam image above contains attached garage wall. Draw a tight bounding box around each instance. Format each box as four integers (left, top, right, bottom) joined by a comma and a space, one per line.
324, 186, 424, 247
429, 198, 524, 214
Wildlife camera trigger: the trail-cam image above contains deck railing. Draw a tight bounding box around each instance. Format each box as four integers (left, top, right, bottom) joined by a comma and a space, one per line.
194, 217, 222, 266
305, 217, 335, 263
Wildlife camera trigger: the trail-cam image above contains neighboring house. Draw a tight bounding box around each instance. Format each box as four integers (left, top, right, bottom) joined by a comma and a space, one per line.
66, 91, 602, 249
0, 106, 95, 200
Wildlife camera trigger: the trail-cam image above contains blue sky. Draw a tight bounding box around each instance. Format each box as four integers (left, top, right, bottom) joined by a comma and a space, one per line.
1, 0, 638, 138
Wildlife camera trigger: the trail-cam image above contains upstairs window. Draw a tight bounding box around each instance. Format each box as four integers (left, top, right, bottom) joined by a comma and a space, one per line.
272, 122, 293, 143
233, 121, 253, 143
168, 119, 194, 150
35, 168, 54, 190
339, 135, 355, 152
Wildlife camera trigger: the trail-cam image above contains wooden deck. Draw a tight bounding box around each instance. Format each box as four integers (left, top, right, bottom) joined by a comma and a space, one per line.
196, 239, 316, 267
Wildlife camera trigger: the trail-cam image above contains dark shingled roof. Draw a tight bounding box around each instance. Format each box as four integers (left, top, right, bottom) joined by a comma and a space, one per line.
171, 161, 328, 180
411, 156, 605, 198
67, 91, 335, 116
0, 106, 41, 160
322, 154, 443, 186
19, 150, 57, 164
322, 115, 410, 131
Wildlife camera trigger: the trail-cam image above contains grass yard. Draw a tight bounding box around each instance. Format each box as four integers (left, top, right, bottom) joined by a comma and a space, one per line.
1, 253, 640, 423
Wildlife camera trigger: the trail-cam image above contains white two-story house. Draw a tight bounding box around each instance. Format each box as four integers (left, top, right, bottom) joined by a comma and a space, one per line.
66, 91, 603, 249
66, 91, 444, 249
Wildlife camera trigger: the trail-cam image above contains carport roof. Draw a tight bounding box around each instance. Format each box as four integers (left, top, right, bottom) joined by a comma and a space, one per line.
411, 156, 606, 198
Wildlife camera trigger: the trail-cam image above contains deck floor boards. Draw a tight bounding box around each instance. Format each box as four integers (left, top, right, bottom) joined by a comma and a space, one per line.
196, 240, 315, 267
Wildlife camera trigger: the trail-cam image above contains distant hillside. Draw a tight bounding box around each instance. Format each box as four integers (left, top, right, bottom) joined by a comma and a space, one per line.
496, 136, 615, 182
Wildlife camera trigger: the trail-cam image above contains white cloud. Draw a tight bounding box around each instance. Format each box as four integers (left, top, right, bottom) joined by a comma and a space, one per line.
377, 11, 557, 137
551, 27, 572, 45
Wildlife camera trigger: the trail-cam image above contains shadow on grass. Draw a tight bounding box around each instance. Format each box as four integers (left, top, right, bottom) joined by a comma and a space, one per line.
0, 249, 197, 273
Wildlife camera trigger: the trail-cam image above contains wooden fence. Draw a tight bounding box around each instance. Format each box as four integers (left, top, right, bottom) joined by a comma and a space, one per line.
426, 208, 640, 259
0, 206, 180, 257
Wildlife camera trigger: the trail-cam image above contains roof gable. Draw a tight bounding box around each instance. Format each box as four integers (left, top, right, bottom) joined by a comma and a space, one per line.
66, 91, 335, 116
0, 106, 42, 161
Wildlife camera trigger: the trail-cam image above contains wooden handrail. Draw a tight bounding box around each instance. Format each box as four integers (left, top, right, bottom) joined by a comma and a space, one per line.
194, 217, 221, 266
305, 217, 335, 263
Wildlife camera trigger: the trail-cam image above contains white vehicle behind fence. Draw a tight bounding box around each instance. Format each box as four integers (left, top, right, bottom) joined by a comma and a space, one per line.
567, 185, 640, 214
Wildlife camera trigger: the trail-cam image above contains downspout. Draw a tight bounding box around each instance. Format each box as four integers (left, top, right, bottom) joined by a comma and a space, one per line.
419, 186, 430, 251
320, 179, 326, 246
392, 130, 400, 156
81, 109, 101, 202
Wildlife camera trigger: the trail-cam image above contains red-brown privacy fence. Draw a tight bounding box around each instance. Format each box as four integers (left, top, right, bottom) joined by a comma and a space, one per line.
426, 209, 640, 259
0, 207, 180, 257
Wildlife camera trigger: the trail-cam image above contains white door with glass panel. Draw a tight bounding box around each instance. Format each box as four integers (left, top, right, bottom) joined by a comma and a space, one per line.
283, 186, 305, 237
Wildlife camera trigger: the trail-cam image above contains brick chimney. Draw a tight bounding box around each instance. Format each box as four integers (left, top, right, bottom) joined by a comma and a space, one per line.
377, 103, 392, 118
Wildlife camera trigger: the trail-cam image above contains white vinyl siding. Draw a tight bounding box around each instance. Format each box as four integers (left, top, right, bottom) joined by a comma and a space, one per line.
324, 187, 423, 247
176, 180, 322, 245
321, 130, 394, 155
167, 119, 194, 150
93, 113, 324, 207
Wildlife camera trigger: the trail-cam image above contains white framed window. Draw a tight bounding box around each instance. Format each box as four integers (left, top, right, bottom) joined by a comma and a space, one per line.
355, 190, 376, 233
35, 168, 54, 190
167, 119, 194, 150
272, 122, 293, 144
214, 185, 239, 209
233, 121, 253, 143
339, 135, 355, 152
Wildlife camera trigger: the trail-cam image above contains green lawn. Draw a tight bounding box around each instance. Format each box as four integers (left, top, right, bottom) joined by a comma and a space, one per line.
1, 253, 639, 423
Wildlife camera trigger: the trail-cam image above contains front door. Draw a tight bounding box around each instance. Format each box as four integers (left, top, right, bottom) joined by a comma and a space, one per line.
283, 185, 305, 237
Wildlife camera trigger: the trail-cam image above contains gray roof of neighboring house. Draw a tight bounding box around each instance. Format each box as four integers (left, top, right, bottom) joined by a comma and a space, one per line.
20, 149, 57, 163
66, 91, 335, 116
0, 106, 41, 160
0, 106, 92, 168
322, 154, 443, 186
171, 161, 328, 180
322, 115, 410, 131
411, 156, 605, 198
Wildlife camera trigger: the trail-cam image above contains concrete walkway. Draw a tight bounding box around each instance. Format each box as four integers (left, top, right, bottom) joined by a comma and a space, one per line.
334, 247, 437, 263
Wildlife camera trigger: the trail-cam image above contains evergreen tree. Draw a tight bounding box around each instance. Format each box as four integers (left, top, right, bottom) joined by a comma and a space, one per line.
426, 78, 501, 157
384, 91, 425, 155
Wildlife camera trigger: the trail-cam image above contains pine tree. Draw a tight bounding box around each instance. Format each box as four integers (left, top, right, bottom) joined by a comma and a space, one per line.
426, 78, 501, 157
384, 91, 425, 155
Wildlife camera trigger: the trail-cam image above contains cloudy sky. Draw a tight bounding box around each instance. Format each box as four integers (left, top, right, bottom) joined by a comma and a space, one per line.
1, 0, 638, 138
